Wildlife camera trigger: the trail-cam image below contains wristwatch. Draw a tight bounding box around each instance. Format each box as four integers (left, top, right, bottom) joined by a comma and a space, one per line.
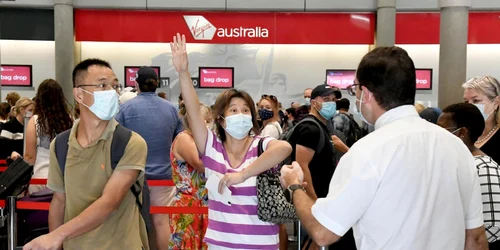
286, 184, 306, 204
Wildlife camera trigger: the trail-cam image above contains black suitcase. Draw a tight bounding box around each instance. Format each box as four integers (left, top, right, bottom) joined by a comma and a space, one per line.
0, 158, 33, 199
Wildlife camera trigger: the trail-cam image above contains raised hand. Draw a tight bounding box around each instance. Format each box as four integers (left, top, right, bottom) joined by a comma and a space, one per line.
170, 33, 189, 73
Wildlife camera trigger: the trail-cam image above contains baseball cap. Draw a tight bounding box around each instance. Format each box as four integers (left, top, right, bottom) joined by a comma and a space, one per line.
135, 67, 159, 86
311, 84, 342, 100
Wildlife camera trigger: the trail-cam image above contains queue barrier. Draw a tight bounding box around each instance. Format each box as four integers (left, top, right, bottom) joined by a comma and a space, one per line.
0, 160, 329, 249
0, 178, 208, 215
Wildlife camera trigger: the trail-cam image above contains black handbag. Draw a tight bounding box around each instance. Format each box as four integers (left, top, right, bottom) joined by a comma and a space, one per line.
256, 138, 297, 224
0, 157, 33, 199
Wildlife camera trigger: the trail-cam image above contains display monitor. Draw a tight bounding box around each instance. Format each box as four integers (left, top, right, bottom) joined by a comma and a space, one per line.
124, 66, 160, 87
199, 67, 234, 88
325, 69, 356, 90
415, 68, 433, 90
0, 65, 33, 87
326, 68, 433, 90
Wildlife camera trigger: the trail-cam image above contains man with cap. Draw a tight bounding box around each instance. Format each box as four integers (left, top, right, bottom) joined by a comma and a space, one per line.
287, 84, 356, 250
116, 66, 183, 250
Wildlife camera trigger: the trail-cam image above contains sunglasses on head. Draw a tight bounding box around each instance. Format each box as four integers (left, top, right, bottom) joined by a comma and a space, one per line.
261, 94, 277, 101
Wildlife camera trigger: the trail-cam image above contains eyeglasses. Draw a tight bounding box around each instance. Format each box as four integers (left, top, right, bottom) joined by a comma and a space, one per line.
347, 84, 359, 96
79, 83, 123, 92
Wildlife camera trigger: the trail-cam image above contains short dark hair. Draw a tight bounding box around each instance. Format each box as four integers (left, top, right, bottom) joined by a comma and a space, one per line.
138, 79, 158, 92
72, 58, 112, 87
285, 108, 297, 119
178, 94, 183, 101
336, 98, 350, 110
442, 103, 485, 143
356, 46, 416, 110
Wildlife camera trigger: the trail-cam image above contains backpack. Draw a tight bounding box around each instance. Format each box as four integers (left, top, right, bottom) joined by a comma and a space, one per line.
54, 125, 153, 243
279, 117, 328, 166
340, 113, 362, 147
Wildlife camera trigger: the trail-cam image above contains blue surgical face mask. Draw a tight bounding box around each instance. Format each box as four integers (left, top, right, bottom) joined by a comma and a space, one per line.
318, 101, 337, 120
80, 89, 119, 121
223, 114, 253, 140
304, 98, 311, 106
354, 90, 373, 126
258, 109, 274, 121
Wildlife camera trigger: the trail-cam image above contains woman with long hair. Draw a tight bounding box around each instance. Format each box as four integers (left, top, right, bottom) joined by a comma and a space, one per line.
1, 97, 35, 134
25, 79, 73, 193
258, 94, 283, 139
169, 103, 212, 250
171, 34, 292, 249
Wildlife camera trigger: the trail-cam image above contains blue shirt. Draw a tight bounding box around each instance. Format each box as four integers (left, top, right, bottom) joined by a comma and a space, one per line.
116, 92, 183, 180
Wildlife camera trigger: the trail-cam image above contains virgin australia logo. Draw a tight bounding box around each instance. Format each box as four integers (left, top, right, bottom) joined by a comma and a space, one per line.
183, 15, 269, 40
183, 16, 217, 40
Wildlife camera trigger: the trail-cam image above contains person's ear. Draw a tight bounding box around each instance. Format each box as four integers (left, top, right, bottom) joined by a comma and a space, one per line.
458, 127, 468, 139
218, 115, 226, 128
361, 86, 373, 102
493, 96, 500, 109
73, 87, 84, 104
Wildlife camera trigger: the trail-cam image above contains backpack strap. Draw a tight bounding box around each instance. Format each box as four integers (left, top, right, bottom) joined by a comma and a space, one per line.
271, 122, 283, 138
296, 117, 327, 153
110, 124, 142, 209
110, 124, 132, 170
257, 138, 264, 157
54, 129, 71, 176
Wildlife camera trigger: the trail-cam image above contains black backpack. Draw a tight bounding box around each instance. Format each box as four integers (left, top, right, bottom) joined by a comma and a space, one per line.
54, 125, 153, 243
340, 113, 362, 147
279, 117, 328, 165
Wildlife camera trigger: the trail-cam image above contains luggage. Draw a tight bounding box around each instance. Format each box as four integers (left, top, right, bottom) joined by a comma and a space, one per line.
0, 158, 33, 199
17, 188, 53, 245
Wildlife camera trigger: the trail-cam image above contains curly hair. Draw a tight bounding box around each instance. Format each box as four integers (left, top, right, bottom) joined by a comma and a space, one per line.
34, 79, 73, 139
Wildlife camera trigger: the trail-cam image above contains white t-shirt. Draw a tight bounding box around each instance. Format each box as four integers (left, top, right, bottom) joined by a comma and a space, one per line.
311, 105, 483, 250
260, 121, 283, 139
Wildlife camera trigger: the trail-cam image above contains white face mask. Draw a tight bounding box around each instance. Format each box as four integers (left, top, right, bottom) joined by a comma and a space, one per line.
354, 90, 372, 126
474, 101, 496, 121
80, 89, 120, 121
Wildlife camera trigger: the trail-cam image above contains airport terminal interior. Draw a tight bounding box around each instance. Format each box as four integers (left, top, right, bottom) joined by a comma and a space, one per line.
0, 0, 500, 249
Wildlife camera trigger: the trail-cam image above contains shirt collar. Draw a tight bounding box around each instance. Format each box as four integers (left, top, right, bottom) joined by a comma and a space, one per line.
138, 92, 157, 96
69, 119, 118, 149
374, 105, 419, 130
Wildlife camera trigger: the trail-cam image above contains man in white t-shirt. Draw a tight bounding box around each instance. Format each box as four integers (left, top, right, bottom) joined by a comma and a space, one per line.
280, 46, 488, 250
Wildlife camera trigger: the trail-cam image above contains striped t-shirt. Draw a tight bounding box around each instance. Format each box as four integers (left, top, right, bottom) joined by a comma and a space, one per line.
201, 128, 279, 250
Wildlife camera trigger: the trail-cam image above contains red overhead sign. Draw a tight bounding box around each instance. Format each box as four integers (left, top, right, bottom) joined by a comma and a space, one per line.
396, 12, 500, 44
0, 65, 32, 87
75, 10, 375, 44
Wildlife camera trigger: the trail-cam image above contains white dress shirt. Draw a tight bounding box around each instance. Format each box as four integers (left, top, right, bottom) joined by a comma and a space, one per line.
311, 105, 483, 250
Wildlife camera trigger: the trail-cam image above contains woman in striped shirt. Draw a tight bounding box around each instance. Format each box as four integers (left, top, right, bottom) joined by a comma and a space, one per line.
171, 34, 292, 249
